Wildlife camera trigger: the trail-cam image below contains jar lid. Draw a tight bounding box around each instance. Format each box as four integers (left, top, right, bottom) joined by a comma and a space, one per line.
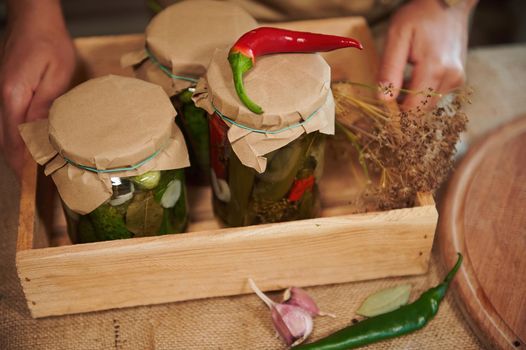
194, 49, 335, 172
19, 75, 190, 214
49, 75, 177, 169
121, 0, 257, 96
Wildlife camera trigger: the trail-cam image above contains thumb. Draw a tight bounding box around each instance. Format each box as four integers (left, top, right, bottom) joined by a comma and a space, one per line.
0, 78, 34, 178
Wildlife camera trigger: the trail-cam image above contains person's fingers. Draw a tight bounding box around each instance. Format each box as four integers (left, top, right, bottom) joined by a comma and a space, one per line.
0, 53, 47, 175
401, 62, 442, 112
25, 63, 70, 121
1, 78, 33, 144
1, 76, 32, 136
1, 82, 32, 177
377, 21, 412, 100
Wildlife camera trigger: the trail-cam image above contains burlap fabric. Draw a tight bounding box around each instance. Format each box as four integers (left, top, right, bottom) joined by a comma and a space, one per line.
0, 155, 482, 349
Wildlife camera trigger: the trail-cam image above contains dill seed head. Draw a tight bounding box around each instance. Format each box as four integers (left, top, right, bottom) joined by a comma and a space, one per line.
332, 82, 470, 210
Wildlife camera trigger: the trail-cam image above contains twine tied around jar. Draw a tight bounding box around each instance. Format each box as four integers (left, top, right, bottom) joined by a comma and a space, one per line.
211, 100, 321, 135
145, 47, 199, 84
62, 148, 164, 174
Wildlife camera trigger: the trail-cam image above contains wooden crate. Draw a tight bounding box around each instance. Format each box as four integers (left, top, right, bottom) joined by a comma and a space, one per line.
16, 17, 438, 318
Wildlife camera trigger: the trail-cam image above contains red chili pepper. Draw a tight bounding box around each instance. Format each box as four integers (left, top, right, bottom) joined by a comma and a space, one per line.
288, 175, 316, 202
210, 113, 229, 179
228, 27, 363, 114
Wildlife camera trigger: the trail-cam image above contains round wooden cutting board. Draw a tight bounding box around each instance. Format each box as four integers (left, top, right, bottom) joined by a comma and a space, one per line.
438, 116, 526, 349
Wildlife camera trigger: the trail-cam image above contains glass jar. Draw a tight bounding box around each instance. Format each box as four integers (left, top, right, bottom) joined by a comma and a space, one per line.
209, 113, 326, 227
121, 1, 257, 185
171, 88, 210, 185
64, 169, 188, 243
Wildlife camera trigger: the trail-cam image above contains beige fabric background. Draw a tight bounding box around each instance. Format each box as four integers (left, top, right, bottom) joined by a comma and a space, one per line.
2, 44, 525, 350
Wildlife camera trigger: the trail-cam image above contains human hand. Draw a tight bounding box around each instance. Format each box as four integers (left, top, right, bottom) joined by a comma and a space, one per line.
378, 0, 476, 110
0, 0, 76, 178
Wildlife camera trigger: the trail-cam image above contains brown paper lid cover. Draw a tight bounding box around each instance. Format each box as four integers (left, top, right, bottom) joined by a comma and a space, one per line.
49, 75, 176, 169
146, 1, 257, 72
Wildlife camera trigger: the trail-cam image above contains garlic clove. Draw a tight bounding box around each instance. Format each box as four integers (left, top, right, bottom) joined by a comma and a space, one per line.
249, 279, 314, 347
160, 179, 181, 208
272, 303, 313, 347
283, 287, 335, 318
211, 169, 231, 202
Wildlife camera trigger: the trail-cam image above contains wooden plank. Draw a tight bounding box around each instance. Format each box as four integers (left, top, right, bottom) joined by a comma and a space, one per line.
17, 203, 436, 318
16, 151, 38, 252
416, 192, 435, 206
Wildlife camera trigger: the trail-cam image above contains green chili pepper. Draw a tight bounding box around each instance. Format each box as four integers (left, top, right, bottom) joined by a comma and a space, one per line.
294, 253, 463, 350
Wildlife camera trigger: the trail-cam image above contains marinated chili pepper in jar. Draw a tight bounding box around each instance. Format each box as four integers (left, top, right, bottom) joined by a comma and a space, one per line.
193, 47, 336, 227
228, 27, 362, 114
293, 253, 463, 350
122, 0, 257, 185
19, 75, 191, 243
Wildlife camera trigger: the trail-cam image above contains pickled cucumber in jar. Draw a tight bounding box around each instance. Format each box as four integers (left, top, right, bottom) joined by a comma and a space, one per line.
71, 170, 188, 243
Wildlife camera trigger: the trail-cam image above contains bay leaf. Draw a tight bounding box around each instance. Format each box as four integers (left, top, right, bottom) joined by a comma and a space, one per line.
125, 191, 164, 236
356, 284, 412, 317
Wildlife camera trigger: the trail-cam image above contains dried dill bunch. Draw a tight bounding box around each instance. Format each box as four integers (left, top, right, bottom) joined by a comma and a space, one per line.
333, 82, 470, 210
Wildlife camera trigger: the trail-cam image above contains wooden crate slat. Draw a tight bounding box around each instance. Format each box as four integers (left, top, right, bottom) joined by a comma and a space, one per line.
17, 203, 436, 318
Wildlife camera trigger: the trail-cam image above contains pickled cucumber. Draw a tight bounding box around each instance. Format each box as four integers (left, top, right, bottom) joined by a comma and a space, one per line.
132, 171, 161, 190
88, 203, 131, 240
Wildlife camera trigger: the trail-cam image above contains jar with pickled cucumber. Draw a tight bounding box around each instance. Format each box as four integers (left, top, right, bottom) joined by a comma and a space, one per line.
194, 49, 335, 227
122, 0, 257, 185
19, 75, 190, 243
